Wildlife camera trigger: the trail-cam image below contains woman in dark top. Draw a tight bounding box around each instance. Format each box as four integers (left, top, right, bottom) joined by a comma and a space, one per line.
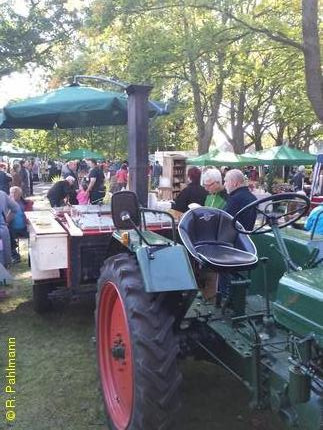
173, 166, 208, 213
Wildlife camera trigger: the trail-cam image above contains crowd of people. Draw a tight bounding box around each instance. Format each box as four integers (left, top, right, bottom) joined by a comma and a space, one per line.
0, 156, 132, 284
0, 157, 258, 301
0, 153, 320, 276
171, 162, 323, 240
0, 159, 38, 272
46, 158, 167, 207
0, 185, 32, 276
46, 158, 129, 207
44, 158, 317, 235
172, 167, 257, 230
0, 159, 34, 197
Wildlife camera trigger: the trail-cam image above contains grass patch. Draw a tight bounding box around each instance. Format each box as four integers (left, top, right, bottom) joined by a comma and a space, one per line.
0, 243, 109, 430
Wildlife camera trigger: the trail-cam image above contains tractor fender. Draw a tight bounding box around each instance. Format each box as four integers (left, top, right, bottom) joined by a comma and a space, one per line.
136, 244, 198, 293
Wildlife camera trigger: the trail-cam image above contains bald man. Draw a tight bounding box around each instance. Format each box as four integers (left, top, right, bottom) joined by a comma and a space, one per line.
224, 169, 257, 231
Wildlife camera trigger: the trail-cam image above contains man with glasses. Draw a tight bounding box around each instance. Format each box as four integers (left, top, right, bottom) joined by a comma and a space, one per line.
202, 168, 228, 209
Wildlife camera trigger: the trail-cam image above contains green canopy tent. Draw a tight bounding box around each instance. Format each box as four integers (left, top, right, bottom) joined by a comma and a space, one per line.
61, 148, 104, 161
0, 85, 167, 130
186, 150, 218, 166
0, 81, 169, 205
245, 145, 316, 166
187, 150, 262, 167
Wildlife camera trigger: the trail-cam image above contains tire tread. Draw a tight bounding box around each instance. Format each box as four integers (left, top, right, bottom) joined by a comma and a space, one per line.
96, 253, 181, 430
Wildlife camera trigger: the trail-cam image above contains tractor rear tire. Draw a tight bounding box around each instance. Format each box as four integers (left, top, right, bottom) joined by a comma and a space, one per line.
96, 253, 182, 430
33, 283, 53, 313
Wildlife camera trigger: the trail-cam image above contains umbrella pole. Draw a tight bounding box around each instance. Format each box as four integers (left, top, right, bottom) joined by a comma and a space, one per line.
113, 129, 117, 159
90, 128, 93, 151
54, 126, 60, 158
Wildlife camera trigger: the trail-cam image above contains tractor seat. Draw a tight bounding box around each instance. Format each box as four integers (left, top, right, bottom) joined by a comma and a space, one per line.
178, 207, 258, 271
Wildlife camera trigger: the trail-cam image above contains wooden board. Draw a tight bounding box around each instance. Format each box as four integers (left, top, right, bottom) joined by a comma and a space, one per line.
26, 211, 67, 235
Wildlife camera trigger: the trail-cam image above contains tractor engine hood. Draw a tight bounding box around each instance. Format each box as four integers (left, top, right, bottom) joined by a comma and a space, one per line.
273, 267, 323, 346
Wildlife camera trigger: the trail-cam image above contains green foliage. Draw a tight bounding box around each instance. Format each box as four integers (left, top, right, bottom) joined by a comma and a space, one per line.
51, 175, 61, 184
0, 1, 80, 79
62, 0, 317, 154
11, 126, 129, 160
11, 129, 54, 157
4, 0, 320, 156
149, 103, 196, 152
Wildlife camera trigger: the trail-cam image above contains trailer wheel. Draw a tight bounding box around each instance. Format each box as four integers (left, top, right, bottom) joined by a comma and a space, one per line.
33, 283, 53, 313
96, 253, 182, 430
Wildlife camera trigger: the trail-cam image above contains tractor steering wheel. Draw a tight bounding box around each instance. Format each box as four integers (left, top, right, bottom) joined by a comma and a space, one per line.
232, 192, 310, 235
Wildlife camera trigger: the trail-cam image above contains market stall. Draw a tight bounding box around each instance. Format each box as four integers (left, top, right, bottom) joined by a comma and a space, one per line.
26, 204, 177, 310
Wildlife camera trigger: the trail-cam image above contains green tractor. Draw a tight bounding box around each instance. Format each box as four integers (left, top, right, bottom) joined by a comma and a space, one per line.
96, 190, 323, 430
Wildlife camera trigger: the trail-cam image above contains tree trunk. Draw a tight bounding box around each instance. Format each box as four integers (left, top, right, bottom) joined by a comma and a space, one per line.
231, 85, 246, 154
181, 10, 206, 154
302, 0, 323, 123
193, 53, 225, 155
276, 122, 286, 146
249, 106, 263, 151
200, 60, 225, 154
253, 126, 263, 152
189, 60, 206, 154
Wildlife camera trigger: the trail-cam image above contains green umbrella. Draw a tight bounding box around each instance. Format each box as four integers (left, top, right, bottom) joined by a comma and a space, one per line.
245, 145, 316, 166
61, 148, 104, 160
0, 85, 168, 130
187, 150, 262, 167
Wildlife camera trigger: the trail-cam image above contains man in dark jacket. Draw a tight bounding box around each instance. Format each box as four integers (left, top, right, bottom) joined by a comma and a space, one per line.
61, 160, 79, 204
19, 160, 30, 197
224, 169, 257, 231
47, 176, 75, 207
0, 163, 12, 194
86, 159, 106, 204
26, 161, 34, 196
218, 169, 257, 300
152, 161, 163, 188
290, 165, 305, 191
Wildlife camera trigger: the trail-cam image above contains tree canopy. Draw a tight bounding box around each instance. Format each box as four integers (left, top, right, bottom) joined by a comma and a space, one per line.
0, 0, 79, 78
5, 0, 322, 157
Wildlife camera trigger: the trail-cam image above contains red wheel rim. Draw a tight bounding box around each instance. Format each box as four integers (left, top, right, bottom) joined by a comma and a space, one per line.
98, 282, 134, 429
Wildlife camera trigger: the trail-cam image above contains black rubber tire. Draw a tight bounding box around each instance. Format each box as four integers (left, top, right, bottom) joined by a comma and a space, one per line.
33, 283, 53, 313
96, 253, 182, 430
